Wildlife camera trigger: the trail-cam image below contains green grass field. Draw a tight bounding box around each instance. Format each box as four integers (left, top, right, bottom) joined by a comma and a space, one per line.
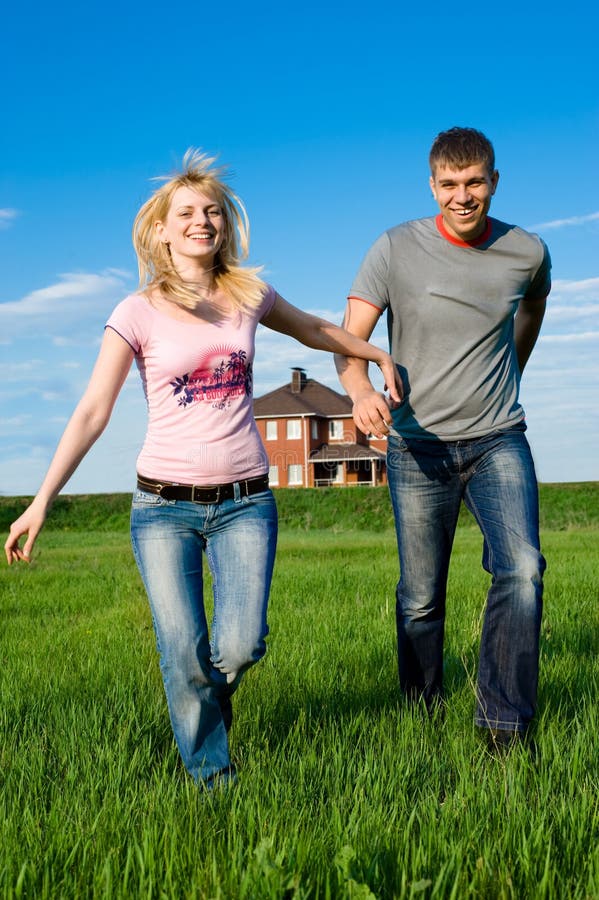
0, 486, 598, 898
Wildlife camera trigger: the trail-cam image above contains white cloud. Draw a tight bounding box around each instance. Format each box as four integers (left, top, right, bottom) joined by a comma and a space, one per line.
1, 271, 128, 315
546, 306, 599, 323
0, 414, 32, 429
539, 331, 599, 343
0, 359, 45, 377
528, 211, 599, 231
551, 277, 599, 296
52, 334, 103, 348
0, 208, 18, 229
0, 270, 134, 344
542, 277, 599, 339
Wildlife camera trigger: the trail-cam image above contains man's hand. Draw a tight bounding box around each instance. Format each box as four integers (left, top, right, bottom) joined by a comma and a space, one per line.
352, 389, 395, 438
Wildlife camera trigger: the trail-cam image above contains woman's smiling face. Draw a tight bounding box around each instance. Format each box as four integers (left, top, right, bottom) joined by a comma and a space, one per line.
156, 185, 225, 269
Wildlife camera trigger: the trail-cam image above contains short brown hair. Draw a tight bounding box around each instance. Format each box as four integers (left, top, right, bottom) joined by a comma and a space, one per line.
429, 127, 495, 175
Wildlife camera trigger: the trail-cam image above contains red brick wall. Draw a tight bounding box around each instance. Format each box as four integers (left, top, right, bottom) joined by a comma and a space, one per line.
255, 415, 384, 487
255, 417, 312, 487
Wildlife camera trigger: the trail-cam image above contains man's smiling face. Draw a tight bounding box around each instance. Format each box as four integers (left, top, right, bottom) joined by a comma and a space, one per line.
430, 161, 499, 242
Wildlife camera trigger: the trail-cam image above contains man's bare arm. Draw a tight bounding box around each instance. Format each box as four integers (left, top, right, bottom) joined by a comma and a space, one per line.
334, 299, 400, 438
514, 295, 547, 373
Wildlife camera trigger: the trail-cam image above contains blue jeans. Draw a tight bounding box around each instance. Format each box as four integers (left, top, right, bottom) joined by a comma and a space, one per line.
130, 486, 277, 783
387, 424, 545, 732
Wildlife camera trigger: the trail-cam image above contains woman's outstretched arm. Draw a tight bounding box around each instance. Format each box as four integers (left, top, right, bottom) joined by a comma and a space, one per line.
4, 328, 135, 564
260, 293, 402, 412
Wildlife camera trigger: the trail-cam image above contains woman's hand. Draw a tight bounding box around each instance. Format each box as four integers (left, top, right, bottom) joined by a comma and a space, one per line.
4, 502, 47, 564
374, 351, 403, 406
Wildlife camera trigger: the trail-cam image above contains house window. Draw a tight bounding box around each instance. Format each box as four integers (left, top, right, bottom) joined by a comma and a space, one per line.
329, 420, 344, 440
266, 420, 278, 441
287, 464, 303, 486
287, 419, 301, 440
268, 465, 279, 486
311, 420, 319, 440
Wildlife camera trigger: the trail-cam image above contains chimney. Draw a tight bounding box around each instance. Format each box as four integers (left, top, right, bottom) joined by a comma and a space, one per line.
290, 367, 307, 394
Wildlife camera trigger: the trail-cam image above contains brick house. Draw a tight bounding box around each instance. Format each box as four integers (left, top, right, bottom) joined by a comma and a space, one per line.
253, 367, 387, 488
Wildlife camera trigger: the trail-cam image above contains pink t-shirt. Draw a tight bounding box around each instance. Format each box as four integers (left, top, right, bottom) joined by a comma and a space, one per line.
106, 286, 277, 485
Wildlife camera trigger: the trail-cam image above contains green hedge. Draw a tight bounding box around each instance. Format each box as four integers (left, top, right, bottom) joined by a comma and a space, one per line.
1, 482, 597, 534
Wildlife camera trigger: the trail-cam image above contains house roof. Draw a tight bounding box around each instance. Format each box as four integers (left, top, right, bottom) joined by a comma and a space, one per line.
253, 378, 354, 418
309, 443, 386, 463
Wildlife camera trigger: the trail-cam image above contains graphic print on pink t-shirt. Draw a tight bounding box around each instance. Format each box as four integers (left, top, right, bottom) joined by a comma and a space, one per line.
170, 346, 252, 410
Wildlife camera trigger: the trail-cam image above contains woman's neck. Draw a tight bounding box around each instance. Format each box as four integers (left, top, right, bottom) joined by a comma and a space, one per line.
176, 262, 219, 297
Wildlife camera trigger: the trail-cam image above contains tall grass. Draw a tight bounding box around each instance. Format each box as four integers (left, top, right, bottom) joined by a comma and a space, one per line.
0, 490, 598, 898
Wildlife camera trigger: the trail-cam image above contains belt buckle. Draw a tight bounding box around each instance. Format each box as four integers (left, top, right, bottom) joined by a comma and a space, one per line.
191, 484, 220, 504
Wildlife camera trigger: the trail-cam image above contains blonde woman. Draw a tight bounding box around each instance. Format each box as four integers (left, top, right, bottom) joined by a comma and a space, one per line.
5, 151, 401, 788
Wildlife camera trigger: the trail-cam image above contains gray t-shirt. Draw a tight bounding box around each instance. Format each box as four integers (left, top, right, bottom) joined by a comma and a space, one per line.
350, 216, 551, 441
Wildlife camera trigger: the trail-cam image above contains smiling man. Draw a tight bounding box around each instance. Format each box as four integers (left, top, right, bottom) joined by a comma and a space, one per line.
335, 127, 551, 752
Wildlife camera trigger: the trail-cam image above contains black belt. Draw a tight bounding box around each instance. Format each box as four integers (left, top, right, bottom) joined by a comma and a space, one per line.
137, 474, 270, 504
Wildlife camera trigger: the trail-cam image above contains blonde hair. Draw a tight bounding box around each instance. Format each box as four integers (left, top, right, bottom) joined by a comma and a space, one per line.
132, 149, 266, 311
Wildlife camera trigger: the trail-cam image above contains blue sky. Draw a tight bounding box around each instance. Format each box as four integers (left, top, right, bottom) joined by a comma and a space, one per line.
1, 0, 598, 494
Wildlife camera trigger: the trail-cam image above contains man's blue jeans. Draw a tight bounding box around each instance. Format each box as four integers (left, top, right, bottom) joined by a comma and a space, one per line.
387, 424, 545, 733
130, 486, 277, 783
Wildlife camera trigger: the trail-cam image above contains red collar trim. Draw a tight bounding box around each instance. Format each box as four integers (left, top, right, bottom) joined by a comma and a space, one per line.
435, 213, 492, 247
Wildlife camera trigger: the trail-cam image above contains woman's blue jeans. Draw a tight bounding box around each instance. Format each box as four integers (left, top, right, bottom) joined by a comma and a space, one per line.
130, 486, 277, 783
387, 424, 545, 733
